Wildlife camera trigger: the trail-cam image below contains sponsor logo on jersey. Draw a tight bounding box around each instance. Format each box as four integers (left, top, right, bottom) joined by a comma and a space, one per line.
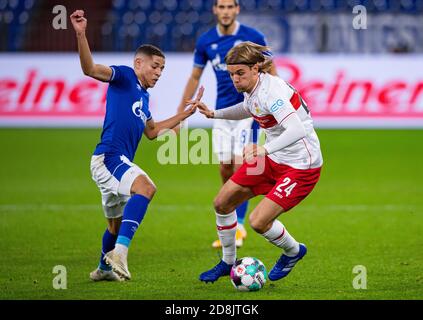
211, 54, 227, 71
132, 99, 148, 123
270, 99, 284, 112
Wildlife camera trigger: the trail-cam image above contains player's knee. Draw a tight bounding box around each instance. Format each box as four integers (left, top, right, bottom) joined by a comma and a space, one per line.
132, 181, 156, 199
138, 183, 156, 199
248, 213, 269, 234
213, 195, 233, 214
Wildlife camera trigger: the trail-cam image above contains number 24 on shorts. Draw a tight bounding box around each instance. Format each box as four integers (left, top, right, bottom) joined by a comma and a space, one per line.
275, 177, 297, 197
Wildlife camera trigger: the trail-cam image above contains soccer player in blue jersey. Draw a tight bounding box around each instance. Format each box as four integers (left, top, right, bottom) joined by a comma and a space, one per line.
177, 0, 277, 248
70, 10, 200, 281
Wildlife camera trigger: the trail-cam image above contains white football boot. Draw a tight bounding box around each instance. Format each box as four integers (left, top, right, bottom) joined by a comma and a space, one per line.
89, 268, 123, 282
104, 249, 131, 280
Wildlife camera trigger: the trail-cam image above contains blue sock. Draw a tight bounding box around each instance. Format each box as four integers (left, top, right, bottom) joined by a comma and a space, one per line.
236, 201, 249, 225
99, 229, 118, 271
116, 194, 150, 248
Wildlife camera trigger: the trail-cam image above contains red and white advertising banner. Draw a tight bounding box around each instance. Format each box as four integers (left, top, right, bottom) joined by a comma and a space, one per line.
0, 53, 422, 128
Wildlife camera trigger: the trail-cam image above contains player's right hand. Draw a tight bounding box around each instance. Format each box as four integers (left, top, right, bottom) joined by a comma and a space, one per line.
194, 101, 214, 118
186, 86, 214, 118
70, 10, 87, 35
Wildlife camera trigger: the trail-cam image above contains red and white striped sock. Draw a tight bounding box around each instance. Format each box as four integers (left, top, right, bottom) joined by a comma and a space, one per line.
261, 220, 299, 257
216, 211, 237, 265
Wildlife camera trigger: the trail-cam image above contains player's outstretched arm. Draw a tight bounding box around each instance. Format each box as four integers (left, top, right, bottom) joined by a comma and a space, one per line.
143, 105, 196, 140
195, 101, 250, 120
70, 10, 112, 82
144, 87, 204, 140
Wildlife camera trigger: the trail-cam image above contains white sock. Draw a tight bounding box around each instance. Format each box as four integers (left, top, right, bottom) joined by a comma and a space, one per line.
261, 220, 299, 257
216, 211, 237, 265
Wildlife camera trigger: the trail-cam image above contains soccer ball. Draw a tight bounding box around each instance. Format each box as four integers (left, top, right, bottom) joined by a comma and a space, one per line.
230, 257, 267, 291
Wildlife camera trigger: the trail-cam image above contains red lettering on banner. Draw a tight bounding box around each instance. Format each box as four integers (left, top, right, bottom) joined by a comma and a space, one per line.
18, 70, 36, 105
277, 60, 301, 85
274, 58, 423, 117
298, 81, 324, 107
342, 81, 373, 106
34, 80, 65, 106
0, 70, 108, 116
378, 81, 407, 109
0, 60, 422, 121
69, 80, 100, 107
0, 80, 17, 108
409, 82, 423, 107
327, 72, 344, 105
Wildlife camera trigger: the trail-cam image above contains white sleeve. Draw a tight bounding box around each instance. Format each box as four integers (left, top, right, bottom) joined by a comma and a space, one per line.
213, 102, 251, 120
263, 113, 306, 154
265, 80, 297, 124
262, 80, 305, 154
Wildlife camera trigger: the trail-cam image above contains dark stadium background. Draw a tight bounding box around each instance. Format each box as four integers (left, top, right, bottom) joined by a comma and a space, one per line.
0, 0, 422, 302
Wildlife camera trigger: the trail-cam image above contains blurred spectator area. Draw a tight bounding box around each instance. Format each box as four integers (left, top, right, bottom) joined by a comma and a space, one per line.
1, 0, 423, 53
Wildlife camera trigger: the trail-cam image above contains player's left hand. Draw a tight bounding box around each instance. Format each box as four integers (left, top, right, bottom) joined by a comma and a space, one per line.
183, 85, 204, 115
70, 10, 87, 35
243, 144, 268, 162
183, 103, 197, 116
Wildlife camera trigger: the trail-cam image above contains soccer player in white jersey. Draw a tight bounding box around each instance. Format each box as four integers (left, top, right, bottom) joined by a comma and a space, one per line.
190, 41, 323, 283
177, 0, 277, 249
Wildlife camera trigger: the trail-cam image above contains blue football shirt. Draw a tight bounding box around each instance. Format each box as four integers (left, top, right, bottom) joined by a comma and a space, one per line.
93, 65, 152, 165
194, 22, 267, 110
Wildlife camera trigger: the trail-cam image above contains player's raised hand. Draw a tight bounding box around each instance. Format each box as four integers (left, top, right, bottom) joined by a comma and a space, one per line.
183, 103, 197, 116
70, 10, 87, 35
194, 86, 204, 102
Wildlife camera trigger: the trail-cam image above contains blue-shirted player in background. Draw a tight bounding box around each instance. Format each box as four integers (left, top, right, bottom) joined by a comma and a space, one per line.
70, 10, 201, 281
177, 0, 277, 249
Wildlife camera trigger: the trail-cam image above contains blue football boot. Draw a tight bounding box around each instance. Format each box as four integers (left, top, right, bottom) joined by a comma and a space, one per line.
268, 243, 307, 281
199, 260, 232, 283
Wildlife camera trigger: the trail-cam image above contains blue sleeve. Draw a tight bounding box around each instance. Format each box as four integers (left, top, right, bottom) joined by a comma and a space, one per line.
253, 31, 267, 46
251, 30, 273, 57
109, 65, 131, 86
193, 38, 208, 68
145, 108, 152, 121
143, 96, 152, 121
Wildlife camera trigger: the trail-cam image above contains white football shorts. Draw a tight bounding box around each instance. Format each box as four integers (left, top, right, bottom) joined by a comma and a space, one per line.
90, 154, 154, 218
212, 118, 260, 163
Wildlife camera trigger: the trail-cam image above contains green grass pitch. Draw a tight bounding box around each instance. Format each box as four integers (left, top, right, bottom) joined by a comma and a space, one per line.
0, 128, 422, 300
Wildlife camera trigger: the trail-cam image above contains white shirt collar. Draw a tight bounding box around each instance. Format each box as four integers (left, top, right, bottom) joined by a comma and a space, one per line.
216, 21, 240, 37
